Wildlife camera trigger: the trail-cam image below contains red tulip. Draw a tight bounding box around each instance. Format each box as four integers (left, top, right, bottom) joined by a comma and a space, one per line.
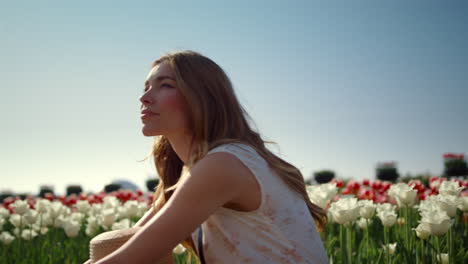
58, 195, 66, 204
27, 200, 35, 209
331, 179, 343, 188
3, 197, 15, 208
381, 182, 392, 192
362, 179, 370, 186
79, 193, 87, 201
371, 180, 382, 190
65, 195, 77, 207
419, 193, 427, 201
44, 193, 54, 201
347, 180, 360, 191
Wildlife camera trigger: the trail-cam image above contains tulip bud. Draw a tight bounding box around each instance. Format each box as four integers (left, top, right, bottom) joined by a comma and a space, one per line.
397, 217, 405, 226
413, 223, 430, 240
382, 243, 397, 255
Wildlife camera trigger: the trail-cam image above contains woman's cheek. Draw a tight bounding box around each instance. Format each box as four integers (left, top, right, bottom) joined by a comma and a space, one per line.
160, 91, 186, 112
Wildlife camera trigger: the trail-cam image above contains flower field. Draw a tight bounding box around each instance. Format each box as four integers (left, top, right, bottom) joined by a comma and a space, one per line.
312, 177, 468, 264
1, 177, 467, 263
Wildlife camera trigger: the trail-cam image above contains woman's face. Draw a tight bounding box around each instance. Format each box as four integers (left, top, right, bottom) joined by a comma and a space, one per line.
139, 61, 190, 137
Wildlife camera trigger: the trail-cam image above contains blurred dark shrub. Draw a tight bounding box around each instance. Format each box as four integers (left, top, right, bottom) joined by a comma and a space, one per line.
39, 185, 54, 198
104, 183, 122, 193
66, 185, 83, 196
314, 170, 335, 184
146, 178, 160, 192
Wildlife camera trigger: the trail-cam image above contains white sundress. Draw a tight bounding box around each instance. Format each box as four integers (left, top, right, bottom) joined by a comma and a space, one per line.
189, 143, 329, 264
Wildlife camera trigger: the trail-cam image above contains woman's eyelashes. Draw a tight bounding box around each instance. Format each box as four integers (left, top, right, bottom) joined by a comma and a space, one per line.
143, 83, 173, 92
161, 83, 173, 88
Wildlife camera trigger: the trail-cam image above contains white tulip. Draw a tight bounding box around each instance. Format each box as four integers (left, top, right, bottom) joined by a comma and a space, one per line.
62, 207, 71, 216
0, 207, 11, 218
32, 223, 49, 235
85, 223, 99, 237
75, 200, 91, 214
439, 181, 464, 196
377, 210, 397, 227
457, 196, 468, 212
358, 200, 376, 219
435, 195, 458, 218
87, 215, 99, 226
11, 200, 29, 215
124, 200, 140, 219
35, 199, 51, 214
418, 197, 441, 213
376, 203, 396, 214
420, 209, 451, 236
413, 222, 431, 240
112, 218, 131, 230
85, 216, 99, 237
24, 210, 39, 225
63, 220, 81, 238
173, 244, 187, 254
117, 206, 128, 220
382, 243, 397, 255
54, 215, 68, 228
103, 196, 121, 210
21, 229, 38, 241
137, 202, 150, 218
328, 197, 361, 225
437, 253, 449, 264
388, 183, 417, 207
90, 203, 103, 217
100, 208, 117, 230
356, 217, 372, 229
0, 218, 5, 231
13, 228, 20, 237
36, 212, 53, 228
307, 183, 338, 209
70, 212, 85, 225
49, 201, 65, 219
9, 214, 28, 228
39, 227, 49, 235
0, 231, 15, 245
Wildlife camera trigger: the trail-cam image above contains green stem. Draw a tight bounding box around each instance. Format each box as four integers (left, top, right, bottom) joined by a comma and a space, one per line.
420, 239, 425, 264
346, 225, 352, 264
384, 226, 390, 264
436, 236, 441, 264
39, 213, 43, 263
448, 228, 453, 264
366, 218, 369, 261
19, 215, 23, 260
340, 224, 346, 264
404, 206, 409, 250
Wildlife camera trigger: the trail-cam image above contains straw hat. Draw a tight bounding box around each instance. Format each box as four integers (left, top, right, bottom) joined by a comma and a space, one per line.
89, 227, 174, 264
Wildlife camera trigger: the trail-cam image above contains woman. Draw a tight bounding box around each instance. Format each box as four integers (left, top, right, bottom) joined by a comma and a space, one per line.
94, 50, 329, 264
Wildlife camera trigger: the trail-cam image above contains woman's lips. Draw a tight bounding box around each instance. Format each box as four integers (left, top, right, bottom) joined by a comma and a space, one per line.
141, 113, 158, 119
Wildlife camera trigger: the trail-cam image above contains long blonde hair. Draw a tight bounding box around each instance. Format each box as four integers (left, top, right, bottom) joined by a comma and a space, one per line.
141, 50, 327, 260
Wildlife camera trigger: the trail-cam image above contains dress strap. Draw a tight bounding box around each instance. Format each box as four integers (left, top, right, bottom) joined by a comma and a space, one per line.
197, 226, 206, 264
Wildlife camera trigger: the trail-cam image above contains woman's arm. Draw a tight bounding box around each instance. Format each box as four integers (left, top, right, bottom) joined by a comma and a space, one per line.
94, 152, 247, 264
134, 206, 155, 227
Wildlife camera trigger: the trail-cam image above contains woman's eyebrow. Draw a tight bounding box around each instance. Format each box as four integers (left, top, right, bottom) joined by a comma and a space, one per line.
144, 76, 176, 87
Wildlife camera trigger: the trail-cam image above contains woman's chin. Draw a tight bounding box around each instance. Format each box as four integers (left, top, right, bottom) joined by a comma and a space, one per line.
142, 127, 158, 137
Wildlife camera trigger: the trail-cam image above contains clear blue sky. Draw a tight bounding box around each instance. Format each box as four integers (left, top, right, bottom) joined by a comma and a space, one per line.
1, 1, 467, 195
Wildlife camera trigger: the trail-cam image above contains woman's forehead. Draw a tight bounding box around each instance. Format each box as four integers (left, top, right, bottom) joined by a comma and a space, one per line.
145, 62, 174, 83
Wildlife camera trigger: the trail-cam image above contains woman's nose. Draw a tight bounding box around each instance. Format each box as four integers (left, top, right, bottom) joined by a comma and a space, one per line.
139, 93, 153, 105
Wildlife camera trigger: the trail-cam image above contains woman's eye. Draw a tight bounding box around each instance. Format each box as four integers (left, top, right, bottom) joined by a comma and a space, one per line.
161, 83, 173, 88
